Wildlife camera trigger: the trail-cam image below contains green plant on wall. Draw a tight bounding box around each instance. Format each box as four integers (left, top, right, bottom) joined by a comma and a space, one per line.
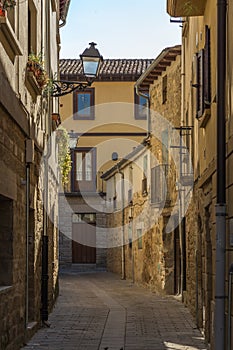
56, 126, 72, 185
1, 0, 16, 10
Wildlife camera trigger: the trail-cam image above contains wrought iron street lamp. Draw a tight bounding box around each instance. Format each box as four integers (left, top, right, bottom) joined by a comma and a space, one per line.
51, 42, 103, 97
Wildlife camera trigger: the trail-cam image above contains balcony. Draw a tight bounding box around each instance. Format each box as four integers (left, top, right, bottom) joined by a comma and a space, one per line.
167, 0, 207, 17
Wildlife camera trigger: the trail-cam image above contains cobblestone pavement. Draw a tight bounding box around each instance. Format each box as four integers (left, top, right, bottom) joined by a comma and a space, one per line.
22, 272, 207, 350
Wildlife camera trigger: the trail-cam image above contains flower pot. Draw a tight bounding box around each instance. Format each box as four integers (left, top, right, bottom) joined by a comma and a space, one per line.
0, 8, 6, 16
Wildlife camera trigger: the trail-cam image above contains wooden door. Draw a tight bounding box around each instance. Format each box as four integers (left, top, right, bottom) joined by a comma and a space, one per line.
72, 213, 96, 263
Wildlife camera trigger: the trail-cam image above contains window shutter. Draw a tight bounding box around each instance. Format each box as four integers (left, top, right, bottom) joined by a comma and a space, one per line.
204, 26, 211, 107
196, 50, 204, 118
151, 165, 163, 204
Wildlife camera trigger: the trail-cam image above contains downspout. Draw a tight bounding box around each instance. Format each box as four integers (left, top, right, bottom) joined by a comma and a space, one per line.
117, 168, 125, 280
25, 164, 30, 326
215, 0, 227, 349
41, 0, 53, 324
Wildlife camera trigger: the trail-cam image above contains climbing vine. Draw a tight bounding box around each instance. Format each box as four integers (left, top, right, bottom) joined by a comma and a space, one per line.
56, 126, 72, 185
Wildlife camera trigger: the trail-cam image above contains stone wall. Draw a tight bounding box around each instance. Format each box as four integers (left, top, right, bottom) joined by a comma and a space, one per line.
106, 53, 182, 295
0, 105, 27, 349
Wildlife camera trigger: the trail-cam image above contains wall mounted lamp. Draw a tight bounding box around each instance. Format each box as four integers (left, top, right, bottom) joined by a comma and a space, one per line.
51, 42, 103, 97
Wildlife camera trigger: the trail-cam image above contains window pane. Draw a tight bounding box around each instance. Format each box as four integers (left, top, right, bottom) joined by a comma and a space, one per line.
72, 213, 82, 223
138, 96, 147, 119
85, 152, 92, 181
76, 153, 83, 180
78, 93, 91, 115
137, 228, 143, 249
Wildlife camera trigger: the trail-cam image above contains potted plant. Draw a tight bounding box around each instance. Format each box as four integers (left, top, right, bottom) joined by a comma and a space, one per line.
27, 52, 49, 89
27, 52, 43, 73
0, 0, 16, 16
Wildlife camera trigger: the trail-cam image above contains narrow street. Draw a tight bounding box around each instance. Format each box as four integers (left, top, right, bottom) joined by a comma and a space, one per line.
22, 272, 207, 350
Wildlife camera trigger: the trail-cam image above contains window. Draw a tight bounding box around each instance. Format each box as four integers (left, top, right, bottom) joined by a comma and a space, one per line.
28, 0, 37, 55
72, 148, 96, 192
151, 165, 166, 205
142, 155, 148, 195
203, 26, 211, 107
72, 213, 96, 224
73, 88, 95, 119
196, 26, 211, 118
196, 50, 204, 118
134, 91, 148, 119
162, 75, 167, 104
137, 229, 143, 249
0, 195, 13, 287
162, 129, 169, 176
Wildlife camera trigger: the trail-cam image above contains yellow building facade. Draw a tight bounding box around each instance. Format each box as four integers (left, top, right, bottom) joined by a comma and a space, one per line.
58, 58, 152, 268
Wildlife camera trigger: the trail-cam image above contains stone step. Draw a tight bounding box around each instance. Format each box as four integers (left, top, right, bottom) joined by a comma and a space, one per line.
60, 263, 107, 274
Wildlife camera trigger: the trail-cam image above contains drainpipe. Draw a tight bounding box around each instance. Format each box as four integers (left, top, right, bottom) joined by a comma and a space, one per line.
41, 0, 53, 325
215, 0, 227, 349
117, 169, 125, 280
227, 263, 233, 350
25, 164, 30, 326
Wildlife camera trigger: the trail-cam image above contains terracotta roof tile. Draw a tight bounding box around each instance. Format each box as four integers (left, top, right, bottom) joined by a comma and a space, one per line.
59, 58, 153, 81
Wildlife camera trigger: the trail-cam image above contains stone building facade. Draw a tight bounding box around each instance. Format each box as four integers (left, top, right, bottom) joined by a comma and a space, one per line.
103, 46, 183, 295
0, 1, 70, 348
167, 0, 233, 348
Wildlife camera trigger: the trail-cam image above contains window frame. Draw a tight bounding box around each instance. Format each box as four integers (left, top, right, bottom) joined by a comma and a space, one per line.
137, 228, 143, 249
73, 88, 95, 120
71, 147, 97, 192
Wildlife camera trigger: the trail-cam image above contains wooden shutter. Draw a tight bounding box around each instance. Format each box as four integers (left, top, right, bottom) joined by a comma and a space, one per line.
204, 26, 211, 107
196, 50, 204, 118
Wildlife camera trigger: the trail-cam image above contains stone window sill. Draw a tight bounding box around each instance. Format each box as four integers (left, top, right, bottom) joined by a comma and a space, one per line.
0, 13, 22, 61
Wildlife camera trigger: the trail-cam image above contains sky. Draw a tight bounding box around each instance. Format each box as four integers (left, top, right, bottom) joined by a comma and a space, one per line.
60, 0, 181, 59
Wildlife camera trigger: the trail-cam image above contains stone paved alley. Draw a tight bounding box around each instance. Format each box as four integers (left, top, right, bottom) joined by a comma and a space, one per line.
22, 272, 207, 350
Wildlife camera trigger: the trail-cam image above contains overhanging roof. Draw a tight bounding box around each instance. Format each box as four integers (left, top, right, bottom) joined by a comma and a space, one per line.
60, 0, 71, 22
167, 0, 207, 17
135, 45, 181, 92
59, 59, 153, 82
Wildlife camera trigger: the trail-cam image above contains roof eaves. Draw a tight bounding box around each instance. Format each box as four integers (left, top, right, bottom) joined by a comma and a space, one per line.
60, 0, 71, 22
135, 45, 181, 90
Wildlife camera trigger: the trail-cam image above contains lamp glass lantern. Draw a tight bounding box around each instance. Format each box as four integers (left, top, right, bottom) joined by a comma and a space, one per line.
80, 42, 103, 78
